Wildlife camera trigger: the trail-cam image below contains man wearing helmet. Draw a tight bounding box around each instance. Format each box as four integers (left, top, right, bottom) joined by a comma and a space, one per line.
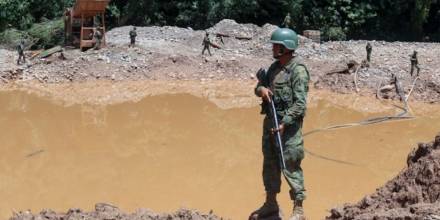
250, 28, 309, 220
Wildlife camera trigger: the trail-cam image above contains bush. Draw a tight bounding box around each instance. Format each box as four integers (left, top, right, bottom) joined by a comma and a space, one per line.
27, 18, 64, 49
325, 27, 347, 41
0, 28, 30, 49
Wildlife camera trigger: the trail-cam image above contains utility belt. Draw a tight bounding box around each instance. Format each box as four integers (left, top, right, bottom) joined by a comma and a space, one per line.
260, 99, 291, 116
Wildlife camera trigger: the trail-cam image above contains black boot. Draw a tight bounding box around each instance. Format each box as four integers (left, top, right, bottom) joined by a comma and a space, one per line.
249, 192, 280, 220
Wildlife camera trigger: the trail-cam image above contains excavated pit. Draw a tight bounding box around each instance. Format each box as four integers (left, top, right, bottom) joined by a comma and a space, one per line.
1, 85, 440, 220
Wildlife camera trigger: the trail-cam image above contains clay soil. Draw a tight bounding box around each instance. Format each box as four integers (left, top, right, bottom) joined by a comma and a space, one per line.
327, 133, 440, 220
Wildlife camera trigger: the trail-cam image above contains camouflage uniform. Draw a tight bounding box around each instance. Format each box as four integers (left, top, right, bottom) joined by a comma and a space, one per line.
255, 57, 309, 202
366, 42, 372, 62
17, 41, 25, 65
410, 51, 420, 77
283, 13, 292, 28
94, 29, 103, 50
202, 33, 212, 56
129, 28, 137, 47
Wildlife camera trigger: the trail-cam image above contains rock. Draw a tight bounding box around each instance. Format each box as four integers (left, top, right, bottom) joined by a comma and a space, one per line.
329, 208, 343, 218
434, 133, 440, 148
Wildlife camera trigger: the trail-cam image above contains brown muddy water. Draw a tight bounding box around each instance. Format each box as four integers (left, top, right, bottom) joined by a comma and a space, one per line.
0, 90, 439, 220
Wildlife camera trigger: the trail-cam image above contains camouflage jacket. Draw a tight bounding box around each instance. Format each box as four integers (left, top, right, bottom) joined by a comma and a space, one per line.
203, 36, 210, 46
366, 44, 372, 52
17, 43, 24, 53
129, 30, 137, 38
411, 55, 418, 65
94, 30, 102, 40
255, 57, 310, 126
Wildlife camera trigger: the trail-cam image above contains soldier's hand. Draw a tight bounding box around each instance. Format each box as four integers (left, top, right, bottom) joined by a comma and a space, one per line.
260, 87, 273, 103
271, 123, 285, 136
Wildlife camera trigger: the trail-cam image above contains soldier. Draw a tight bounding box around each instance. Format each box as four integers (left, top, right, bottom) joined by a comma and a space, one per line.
282, 13, 292, 28
366, 42, 372, 63
16, 40, 26, 65
129, 26, 137, 48
250, 28, 309, 220
410, 50, 420, 76
93, 27, 103, 50
202, 31, 212, 56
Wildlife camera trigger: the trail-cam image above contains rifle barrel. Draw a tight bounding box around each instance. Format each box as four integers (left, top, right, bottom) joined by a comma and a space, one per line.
270, 100, 286, 170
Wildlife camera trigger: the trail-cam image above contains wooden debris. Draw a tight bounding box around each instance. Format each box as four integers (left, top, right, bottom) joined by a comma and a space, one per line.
210, 42, 222, 49
326, 68, 351, 75
39, 46, 63, 58
216, 33, 230, 37
26, 149, 45, 158
326, 60, 359, 75
30, 50, 43, 60
235, 36, 252, 40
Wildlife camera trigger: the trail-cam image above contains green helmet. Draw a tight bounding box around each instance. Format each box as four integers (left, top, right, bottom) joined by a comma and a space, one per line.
270, 28, 298, 50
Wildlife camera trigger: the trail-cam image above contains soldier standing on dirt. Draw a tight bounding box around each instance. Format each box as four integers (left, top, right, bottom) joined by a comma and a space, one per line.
366, 42, 372, 63
202, 31, 212, 56
250, 28, 310, 220
16, 40, 26, 65
129, 27, 137, 48
282, 13, 292, 28
410, 50, 420, 77
93, 27, 103, 50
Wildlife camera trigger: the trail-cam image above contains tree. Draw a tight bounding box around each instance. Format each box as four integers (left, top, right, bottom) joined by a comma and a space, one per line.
410, 0, 432, 40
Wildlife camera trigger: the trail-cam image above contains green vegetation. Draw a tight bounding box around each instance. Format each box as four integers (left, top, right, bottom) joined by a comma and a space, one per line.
27, 19, 64, 49
0, 19, 64, 49
1, 0, 439, 47
107, 0, 439, 41
0, 0, 72, 48
0, 29, 28, 46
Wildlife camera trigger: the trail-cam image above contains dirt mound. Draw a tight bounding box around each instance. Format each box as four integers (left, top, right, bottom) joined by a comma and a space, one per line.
9, 203, 222, 220
313, 41, 440, 103
327, 133, 440, 220
0, 19, 439, 103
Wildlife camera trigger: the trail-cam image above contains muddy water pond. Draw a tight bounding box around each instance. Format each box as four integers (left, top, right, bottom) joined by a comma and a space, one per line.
0, 91, 439, 220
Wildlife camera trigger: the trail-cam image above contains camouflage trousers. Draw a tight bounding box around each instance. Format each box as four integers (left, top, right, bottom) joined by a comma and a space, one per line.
261, 116, 306, 201
410, 63, 420, 76
202, 45, 211, 56
17, 52, 25, 64
94, 39, 102, 50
